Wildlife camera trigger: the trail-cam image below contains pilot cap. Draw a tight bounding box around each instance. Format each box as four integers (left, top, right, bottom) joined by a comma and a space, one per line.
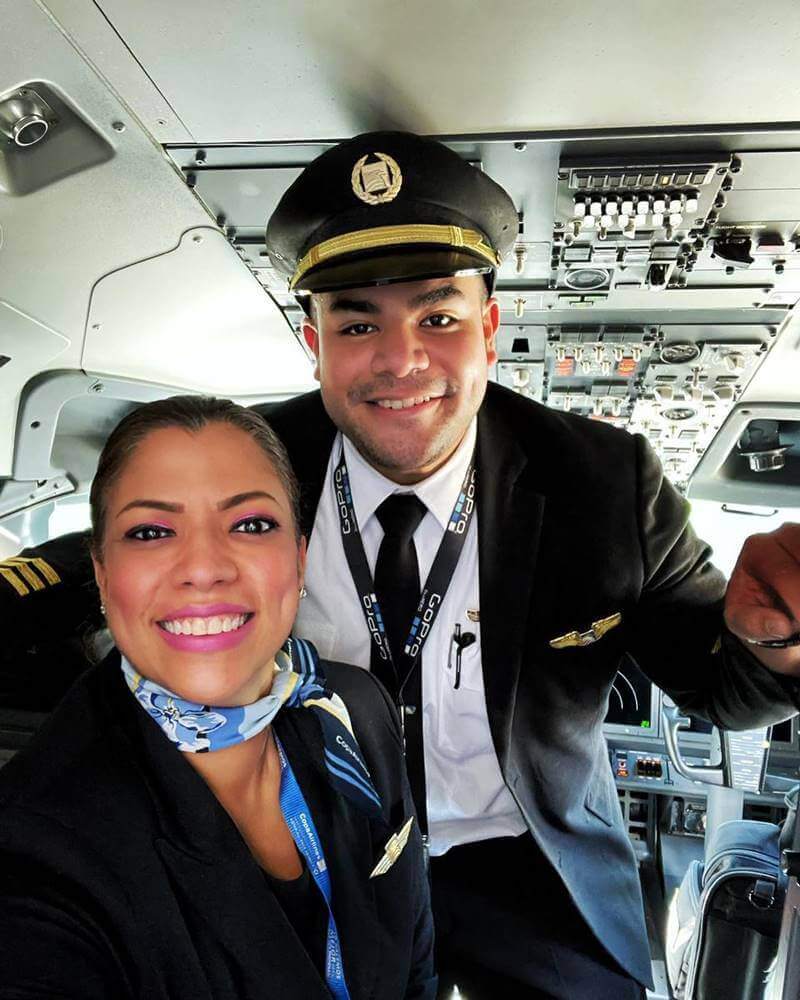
266, 131, 518, 294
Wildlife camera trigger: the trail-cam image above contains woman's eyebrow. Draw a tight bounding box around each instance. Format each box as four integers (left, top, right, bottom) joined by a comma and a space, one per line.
115, 491, 280, 518
116, 499, 182, 518
218, 490, 281, 511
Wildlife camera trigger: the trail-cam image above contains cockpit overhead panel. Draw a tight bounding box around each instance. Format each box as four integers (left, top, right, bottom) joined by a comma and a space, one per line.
490, 144, 800, 491
495, 320, 773, 490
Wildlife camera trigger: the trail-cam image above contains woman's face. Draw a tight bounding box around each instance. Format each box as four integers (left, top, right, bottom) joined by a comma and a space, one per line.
92, 422, 305, 706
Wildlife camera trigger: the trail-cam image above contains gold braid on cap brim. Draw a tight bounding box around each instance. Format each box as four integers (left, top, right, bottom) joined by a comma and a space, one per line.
290, 224, 501, 290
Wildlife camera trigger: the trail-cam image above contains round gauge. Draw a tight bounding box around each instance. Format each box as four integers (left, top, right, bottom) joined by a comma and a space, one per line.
662, 407, 696, 421
660, 342, 701, 364
563, 267, 610, 291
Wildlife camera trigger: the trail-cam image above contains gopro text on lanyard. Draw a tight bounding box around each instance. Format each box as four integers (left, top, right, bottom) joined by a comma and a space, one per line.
333, 447, 477, 705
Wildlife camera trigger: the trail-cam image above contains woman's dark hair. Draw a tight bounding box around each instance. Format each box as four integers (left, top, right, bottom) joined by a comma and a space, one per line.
89, 396, 301, 556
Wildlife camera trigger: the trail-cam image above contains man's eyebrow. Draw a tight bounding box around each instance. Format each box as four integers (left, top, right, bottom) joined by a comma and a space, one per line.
327, 296, 381, 315
407, 284, 465, 308
115, 491, 280, 518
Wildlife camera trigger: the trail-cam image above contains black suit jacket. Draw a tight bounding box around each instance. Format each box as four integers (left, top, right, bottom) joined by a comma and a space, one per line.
262, 382, 800, 985
0, 654, 436, 999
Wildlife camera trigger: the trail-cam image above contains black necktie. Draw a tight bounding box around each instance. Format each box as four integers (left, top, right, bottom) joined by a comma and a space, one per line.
372, 493, 428, 695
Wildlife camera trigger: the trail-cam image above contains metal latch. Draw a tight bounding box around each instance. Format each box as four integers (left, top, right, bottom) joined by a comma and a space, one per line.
748, 878, 776, 909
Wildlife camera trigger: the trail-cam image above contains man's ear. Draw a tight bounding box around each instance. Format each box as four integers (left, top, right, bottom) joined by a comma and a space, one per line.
483, 296, 501, 366
301, 318, 321, 382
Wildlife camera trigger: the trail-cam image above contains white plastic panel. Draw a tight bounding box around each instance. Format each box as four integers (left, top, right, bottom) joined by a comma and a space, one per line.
83, 228, 314, 395
741, 313, 800, 404
42, 0, 194, 143
0, 302, 70, 475
89, 0, 800, 142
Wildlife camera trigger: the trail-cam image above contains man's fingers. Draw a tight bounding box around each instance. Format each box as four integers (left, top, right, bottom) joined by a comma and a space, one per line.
725, 604, 798, 642
759, 537, 800, 622
725, 524, 800, 641
773, 523, 800, 558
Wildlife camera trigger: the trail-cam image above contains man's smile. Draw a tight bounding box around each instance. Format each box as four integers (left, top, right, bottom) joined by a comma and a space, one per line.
368, 393, 445, 411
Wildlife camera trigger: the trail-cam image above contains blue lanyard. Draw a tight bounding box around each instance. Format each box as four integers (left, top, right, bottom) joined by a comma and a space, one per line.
275, 734, 351, 1000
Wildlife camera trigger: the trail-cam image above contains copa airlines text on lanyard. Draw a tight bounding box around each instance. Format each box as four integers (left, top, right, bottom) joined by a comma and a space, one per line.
275, 734, 351, 1000
333, 447, 477, 708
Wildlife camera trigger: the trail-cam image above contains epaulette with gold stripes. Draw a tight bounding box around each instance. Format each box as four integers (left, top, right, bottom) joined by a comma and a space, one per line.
0, 556, 61, 597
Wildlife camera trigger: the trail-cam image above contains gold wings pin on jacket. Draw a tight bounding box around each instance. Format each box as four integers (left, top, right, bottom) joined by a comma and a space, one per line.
369, 817, 414, 878
549, 612, 622, 650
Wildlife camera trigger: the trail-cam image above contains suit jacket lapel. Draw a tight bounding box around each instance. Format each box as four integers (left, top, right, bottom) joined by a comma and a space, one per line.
476, 390, 546, 771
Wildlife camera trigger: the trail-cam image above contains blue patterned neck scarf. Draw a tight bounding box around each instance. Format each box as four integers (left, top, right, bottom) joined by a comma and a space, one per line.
120, 637, 381, 817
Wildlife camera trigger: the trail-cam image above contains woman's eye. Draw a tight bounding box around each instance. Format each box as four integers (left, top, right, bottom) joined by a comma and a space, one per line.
421, 313, 455, 328
232, 516, 278, 535
341, 322, 377, 336
126, 525, 173, 542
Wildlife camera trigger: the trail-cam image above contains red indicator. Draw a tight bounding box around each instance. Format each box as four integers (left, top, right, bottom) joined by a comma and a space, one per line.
616, 358, 638, 377
555, 358, 576, 376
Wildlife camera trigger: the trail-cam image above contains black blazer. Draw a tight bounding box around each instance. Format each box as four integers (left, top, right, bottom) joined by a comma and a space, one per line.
0, 653, 436, 1000
263, 382, 800, 986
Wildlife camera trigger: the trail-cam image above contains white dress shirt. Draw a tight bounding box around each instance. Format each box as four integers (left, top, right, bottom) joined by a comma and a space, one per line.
294, 419, 527, 855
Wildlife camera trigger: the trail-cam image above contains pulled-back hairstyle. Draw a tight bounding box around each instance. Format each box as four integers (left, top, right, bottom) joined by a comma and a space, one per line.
89, 396, 300, 556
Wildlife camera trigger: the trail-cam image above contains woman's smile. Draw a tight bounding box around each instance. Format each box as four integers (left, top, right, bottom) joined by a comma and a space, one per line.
156, 611, 256, 653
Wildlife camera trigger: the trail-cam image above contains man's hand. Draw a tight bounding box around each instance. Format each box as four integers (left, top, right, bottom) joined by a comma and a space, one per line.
725, 524, 800, 675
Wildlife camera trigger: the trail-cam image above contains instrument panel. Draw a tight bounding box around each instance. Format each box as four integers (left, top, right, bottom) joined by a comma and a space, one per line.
604, 661, 797, 802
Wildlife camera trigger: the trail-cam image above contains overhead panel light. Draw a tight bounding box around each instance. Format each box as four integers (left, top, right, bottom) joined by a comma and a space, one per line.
0, 89, 53, 147
738, 420, 793, 472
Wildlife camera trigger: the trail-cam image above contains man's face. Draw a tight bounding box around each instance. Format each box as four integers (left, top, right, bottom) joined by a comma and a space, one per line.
302, 275, 500, 483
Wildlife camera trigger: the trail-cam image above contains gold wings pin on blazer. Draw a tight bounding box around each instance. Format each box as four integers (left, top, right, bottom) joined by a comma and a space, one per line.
369, 817, 414, 879
549, 612, 622, 650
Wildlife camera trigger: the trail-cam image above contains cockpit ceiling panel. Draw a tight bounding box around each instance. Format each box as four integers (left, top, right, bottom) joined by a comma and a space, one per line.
85, 0, 800, 143
82, 229, 315, 397
0, 303, 70, 478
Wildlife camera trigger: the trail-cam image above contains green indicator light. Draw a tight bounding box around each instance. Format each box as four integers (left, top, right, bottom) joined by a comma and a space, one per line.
640, 720, 651, 729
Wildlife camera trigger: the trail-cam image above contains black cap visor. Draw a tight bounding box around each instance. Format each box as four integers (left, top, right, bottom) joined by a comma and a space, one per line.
293, 247, 494, 295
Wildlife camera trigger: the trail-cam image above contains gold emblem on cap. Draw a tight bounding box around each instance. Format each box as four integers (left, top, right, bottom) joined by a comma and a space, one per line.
351, 152, 403, 205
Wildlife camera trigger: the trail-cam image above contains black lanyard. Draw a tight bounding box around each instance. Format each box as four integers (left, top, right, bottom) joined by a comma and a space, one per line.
333, 446, 477, 701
